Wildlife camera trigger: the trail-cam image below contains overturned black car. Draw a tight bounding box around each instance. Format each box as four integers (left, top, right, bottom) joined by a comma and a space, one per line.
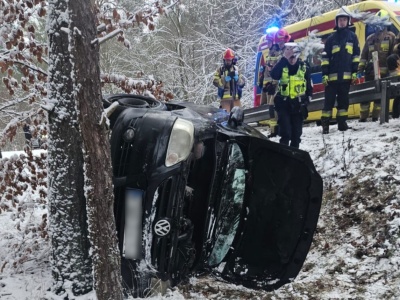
104, 94, 323, 298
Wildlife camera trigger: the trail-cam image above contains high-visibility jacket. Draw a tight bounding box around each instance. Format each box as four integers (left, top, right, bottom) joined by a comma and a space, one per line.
278, 63, 307, 98
358, 29, 396, 79
321, 27, 360, 82
271, 58, 312, 100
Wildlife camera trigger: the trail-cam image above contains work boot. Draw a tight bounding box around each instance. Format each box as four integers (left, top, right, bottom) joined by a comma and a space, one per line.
321, 118, 330, 134
359, 118, 367, 123
372, 117, 378, 122
268, 125, 279, 138
338, 121, 349, 131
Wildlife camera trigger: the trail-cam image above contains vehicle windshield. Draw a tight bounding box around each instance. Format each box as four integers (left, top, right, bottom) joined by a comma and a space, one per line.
208, 142, 245, 266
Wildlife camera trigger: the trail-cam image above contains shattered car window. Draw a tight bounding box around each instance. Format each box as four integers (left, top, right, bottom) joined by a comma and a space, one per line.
208, 143, 245, 266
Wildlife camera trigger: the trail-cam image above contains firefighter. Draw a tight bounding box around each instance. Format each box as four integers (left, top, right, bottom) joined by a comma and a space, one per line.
213, 48, 246, 112
270, 42, 312, 148
320, 7, 360, 134
258, 29, 281, 137
387, 54, 400, 118
358, 9, 396, 122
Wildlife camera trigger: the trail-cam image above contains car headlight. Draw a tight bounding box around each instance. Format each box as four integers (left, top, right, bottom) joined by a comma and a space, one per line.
123, 127, 135, 142
165, 118, 194, 167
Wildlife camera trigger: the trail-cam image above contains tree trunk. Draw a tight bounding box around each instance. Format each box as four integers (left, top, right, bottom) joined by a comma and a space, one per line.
47, 0, 123, 299
69, 0, 124, 299
47, 0, 93, 295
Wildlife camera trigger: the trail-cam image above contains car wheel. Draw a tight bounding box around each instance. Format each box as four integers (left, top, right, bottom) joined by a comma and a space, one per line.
105, 94, 167, 110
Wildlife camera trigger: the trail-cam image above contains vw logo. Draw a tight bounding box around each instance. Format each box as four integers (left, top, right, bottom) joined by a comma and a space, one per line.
154, 219, 171, 237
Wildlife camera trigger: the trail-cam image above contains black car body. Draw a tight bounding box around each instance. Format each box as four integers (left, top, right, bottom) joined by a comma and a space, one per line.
104, 94, 323, 298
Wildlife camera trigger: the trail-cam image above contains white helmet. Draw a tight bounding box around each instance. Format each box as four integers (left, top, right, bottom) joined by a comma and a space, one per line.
335, 7, 352, 28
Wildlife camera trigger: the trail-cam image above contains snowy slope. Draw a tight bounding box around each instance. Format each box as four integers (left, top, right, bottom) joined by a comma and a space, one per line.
1, 118, 400, 299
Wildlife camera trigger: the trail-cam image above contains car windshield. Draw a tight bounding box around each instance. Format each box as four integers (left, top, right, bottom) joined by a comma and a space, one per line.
208, 142, 245, 266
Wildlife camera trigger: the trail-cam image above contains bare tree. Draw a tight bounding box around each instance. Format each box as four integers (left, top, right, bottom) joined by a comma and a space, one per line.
1, 0, 172, 299
114, 0, 359, 108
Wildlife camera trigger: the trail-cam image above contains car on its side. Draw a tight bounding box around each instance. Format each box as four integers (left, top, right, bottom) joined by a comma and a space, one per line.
104, 94, 323, 298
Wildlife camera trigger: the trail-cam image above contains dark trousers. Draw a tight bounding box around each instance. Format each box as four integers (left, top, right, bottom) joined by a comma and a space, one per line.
323, 81, 351, 112
277, 109, 303, 148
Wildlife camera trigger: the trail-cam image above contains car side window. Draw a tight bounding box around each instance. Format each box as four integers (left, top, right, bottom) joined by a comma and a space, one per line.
208, 142, 245, 266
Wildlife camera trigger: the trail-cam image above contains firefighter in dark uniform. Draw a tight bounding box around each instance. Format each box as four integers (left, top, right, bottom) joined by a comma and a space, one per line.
270, 43, 312, 149
320, 7, 360, 134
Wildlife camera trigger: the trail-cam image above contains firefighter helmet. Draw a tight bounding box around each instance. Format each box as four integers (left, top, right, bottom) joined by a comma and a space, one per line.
223, 48, 235, 60
376, 9, 389, 18
335, 6, 352, 27
274, 28, 291, 43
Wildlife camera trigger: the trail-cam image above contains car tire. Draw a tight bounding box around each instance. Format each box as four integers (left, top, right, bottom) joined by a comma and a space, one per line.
105, 94, 167, 110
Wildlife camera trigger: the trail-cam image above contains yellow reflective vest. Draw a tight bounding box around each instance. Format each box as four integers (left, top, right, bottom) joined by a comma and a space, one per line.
278, 63, 307, 98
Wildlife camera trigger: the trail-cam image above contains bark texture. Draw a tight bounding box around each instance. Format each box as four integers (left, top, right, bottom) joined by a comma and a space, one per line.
47, 0, 123, 298
47, 0, 93, 295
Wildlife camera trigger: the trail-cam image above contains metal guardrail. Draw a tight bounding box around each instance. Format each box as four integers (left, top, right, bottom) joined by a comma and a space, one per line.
243, 75, 400, 125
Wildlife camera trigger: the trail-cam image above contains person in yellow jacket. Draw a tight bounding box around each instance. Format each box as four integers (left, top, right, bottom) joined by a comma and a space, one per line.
358, 9, 396, 122
213, 48, 246, 112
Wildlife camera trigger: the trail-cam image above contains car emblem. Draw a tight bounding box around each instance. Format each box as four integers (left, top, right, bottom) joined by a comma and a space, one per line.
154, 219, 171, 237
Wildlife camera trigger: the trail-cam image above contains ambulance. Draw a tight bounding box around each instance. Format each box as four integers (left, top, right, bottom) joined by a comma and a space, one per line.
254, 0, 400, 122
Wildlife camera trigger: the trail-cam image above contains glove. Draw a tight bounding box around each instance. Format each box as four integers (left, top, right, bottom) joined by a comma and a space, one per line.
351, 73, 358, 84
225, 75, 232, 82
322, 75, 329, 86
233, 74, 239, 81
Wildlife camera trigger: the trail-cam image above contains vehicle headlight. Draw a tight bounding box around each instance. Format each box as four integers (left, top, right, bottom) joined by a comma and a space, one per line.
165, 118, 194, 167
123, 127, 135, 142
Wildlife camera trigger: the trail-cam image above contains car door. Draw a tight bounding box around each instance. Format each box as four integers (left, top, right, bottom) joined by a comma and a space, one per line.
216, 135, 323, 291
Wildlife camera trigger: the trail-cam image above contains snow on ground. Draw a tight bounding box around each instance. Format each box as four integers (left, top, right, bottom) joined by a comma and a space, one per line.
1, 118, 400, 299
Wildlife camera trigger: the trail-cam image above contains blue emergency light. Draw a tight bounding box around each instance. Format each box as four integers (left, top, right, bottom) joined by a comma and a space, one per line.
266, 26, 279, 34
